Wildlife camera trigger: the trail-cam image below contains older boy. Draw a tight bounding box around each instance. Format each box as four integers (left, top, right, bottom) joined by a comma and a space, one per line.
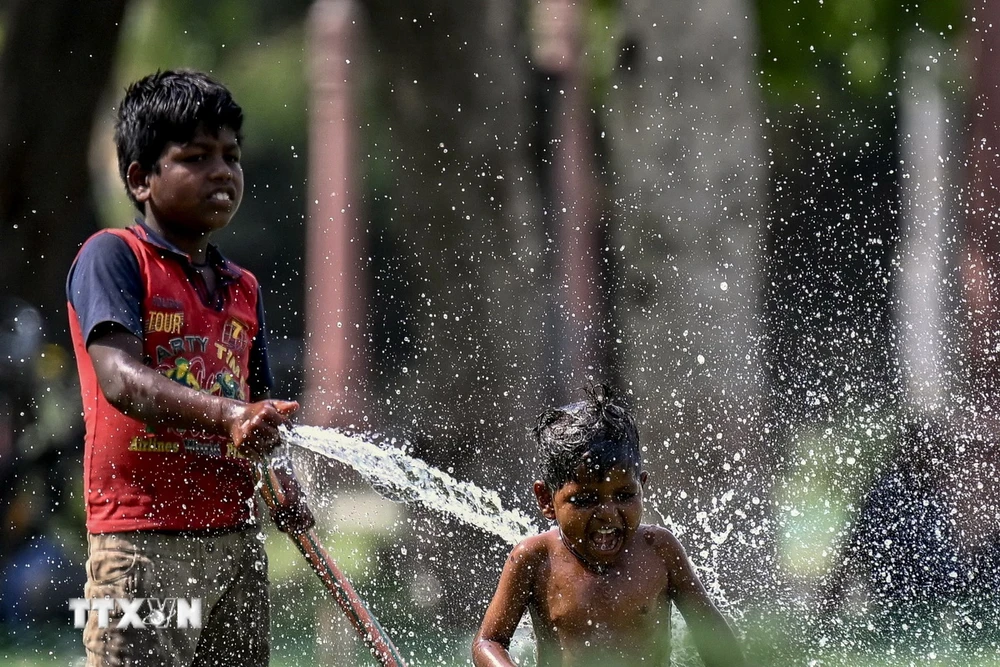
67, 70, 311, 666
473, 384, 745, 667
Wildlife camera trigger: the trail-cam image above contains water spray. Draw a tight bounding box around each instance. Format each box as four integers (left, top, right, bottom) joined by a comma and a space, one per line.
262, 425, 544, 665
282, 424, 538, 545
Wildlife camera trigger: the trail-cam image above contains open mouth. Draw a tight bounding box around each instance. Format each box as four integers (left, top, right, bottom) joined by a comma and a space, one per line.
589, 526, 623, 553
209, 190, 234, 204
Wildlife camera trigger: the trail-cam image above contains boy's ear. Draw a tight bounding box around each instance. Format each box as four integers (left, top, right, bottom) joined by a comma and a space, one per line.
640, 470, 649, 488
533, 480, 557, 521
126, 161, 152, 204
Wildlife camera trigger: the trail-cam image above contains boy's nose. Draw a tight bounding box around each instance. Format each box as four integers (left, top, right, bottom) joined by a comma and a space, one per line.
593, 502, 615, 522
210, 157, 234, 180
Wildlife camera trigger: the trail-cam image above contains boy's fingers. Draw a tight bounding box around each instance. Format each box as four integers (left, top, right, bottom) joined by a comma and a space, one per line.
270, 400, 299, 416
235, 414, 283, 456
251, 419, 281, 445
241, 433, 278, 459
230, 399, 298, 459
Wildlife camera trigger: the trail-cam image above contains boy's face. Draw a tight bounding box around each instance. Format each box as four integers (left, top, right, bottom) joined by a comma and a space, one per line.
535, 464, 648, 570
129, 124, 243, 239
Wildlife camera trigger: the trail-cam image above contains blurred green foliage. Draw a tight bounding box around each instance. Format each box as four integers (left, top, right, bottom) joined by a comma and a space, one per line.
757, 0, 963, 105
777, 408, 896, 577
97, 0, 314, 350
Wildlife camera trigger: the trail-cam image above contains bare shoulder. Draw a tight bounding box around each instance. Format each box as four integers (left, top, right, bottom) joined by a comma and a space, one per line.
638, 524, 688, 562
506, 529, 556, 570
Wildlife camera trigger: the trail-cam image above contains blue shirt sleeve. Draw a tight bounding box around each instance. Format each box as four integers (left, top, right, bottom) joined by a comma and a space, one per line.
66, 232, 143, 344
248, 287, 274, 399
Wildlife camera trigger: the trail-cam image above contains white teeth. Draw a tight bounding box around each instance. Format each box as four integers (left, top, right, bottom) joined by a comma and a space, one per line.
597, 527, 616, 534
211, 191, 231, 201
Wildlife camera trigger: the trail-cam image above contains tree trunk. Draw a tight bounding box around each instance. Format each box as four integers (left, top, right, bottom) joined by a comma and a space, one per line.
356, 0, 547, 625
0, 0, 129, 342
602, 0, 773, 600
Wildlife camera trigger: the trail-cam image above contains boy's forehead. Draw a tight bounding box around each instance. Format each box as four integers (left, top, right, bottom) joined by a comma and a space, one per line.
168, 125, 240, 150
570, 460, 639, 484
195, 123, 239, 141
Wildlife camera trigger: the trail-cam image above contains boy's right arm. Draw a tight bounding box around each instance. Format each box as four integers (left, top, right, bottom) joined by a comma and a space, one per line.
88, 327, 296, 458
472, 538, 540, 667
68, 233, 296, 458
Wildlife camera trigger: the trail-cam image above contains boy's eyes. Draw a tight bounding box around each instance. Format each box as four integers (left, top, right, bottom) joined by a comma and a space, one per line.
567, 490, 637, 506
180, 151, 241, 163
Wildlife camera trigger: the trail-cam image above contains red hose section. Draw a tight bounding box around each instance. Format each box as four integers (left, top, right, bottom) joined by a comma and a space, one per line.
260, 464, 408, 667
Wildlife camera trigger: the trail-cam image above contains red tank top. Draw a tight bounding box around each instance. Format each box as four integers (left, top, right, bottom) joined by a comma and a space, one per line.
69, 226, 262, 533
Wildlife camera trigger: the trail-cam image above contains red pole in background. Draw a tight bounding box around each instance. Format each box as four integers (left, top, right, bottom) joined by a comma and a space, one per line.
963, 0, 1000, 402
958, 0, 1000, 561
532, 0, 605, 389
304, 0, 366, 427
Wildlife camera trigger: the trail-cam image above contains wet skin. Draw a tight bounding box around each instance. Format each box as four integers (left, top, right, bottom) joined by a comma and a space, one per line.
548, 465, 648, 572
127, 124, 244, 266
473, 465, 746, 667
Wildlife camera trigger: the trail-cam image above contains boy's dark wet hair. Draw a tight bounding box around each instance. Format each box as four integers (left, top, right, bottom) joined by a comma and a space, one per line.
533, 383, 640, 490
114, 69, 244, 212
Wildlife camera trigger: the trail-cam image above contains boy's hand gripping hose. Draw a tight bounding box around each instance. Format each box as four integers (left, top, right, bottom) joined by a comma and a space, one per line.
259, 458, 409, 667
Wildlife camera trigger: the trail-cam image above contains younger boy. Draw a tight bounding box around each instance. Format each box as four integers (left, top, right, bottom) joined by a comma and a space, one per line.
473, 384, 745, 667
66, 70, 312, 666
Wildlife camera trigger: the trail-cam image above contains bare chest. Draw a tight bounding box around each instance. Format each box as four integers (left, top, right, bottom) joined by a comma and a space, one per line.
534, 550, 671, 641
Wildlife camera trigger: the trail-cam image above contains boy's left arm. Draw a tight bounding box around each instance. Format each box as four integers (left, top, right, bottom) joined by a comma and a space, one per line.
659, 529, 747, 667
472, 539, 539, 667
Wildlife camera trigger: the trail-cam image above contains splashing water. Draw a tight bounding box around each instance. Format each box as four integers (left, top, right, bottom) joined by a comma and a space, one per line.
281, 424, 538, 546
281, 423, 729, 667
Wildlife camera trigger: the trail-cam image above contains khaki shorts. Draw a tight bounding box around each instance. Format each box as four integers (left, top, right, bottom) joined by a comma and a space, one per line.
83, 529, 269, 667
